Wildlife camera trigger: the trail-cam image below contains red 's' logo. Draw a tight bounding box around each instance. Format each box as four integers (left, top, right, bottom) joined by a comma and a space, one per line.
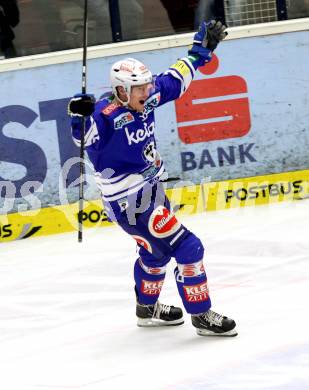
175, 54, 251, 144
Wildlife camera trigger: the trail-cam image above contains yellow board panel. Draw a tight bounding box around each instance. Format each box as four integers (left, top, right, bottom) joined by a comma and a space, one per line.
1, 170, 309, 243
0, 200, 112, 243
204, 170, 309, 211
166, 183, 205, 215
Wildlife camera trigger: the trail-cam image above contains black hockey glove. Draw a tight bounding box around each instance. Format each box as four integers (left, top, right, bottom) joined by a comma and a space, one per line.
68, 93, 96, 117
204, 20, 228, 51
188, 20, 228, 68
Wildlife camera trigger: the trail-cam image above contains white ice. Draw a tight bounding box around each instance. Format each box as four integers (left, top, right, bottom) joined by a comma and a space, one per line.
1, 199, 309, 390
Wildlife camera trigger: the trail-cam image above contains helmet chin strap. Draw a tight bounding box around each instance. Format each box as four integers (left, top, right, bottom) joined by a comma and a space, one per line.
116, 92, 130, 106
115, 86, 130, 106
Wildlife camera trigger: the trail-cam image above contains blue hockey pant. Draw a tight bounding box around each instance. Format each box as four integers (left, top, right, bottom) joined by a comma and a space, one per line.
105, 182, 211, 315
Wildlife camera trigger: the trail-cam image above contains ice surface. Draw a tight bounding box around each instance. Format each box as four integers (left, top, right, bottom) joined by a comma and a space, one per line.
1, 200, 309, 390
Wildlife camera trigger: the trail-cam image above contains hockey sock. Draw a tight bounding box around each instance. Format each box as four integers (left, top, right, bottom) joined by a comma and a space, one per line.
134, 258, 166, 305
174, 260, 211, 314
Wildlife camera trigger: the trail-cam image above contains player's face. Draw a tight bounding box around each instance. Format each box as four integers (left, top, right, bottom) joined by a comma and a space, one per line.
129, 83, 153, 112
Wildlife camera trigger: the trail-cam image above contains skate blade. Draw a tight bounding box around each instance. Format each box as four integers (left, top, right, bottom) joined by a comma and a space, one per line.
196, 328, 238, 337
137, 317, 184, 327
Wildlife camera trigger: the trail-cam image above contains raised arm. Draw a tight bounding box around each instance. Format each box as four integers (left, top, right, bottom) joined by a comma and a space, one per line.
155, 20, 227, 105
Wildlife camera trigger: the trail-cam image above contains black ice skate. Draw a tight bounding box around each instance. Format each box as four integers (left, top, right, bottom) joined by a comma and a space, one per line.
191, 309, 237, 337
136, 301, 184, 327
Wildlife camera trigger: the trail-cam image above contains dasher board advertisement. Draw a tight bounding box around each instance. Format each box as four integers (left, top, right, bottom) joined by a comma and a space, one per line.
0, 30, 309, 214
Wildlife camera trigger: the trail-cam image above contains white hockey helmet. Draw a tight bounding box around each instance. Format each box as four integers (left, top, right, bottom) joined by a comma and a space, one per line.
110, 58, 153, 105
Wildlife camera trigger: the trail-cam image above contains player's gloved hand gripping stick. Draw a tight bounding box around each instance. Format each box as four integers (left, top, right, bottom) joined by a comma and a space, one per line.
67, 0, 96, 242
68, 93, 95, 117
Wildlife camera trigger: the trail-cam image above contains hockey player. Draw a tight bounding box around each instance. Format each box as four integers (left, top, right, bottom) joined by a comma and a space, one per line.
68, 20, 237, 337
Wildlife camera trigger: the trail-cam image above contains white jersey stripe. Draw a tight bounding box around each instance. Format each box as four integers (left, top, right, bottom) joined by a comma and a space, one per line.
95, 163, 165, 202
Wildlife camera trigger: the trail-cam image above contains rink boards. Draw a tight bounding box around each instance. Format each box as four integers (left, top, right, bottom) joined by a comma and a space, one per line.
1, 19, 309, 243
1, 19, 309, 217
1, 169, 308, 243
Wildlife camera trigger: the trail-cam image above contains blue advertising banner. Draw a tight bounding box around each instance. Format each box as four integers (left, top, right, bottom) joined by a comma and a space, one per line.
1, 30, 309, 214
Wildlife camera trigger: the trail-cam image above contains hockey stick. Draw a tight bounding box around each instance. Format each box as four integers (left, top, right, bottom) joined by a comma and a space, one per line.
78, 0, 88, 243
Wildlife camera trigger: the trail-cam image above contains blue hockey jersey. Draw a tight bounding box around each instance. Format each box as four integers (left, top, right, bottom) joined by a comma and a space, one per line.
71, 57, 197, 203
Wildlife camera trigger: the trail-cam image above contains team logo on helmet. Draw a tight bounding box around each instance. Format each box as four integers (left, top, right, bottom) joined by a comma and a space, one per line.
148, 206, 181, 238
119, 62, 134, 73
